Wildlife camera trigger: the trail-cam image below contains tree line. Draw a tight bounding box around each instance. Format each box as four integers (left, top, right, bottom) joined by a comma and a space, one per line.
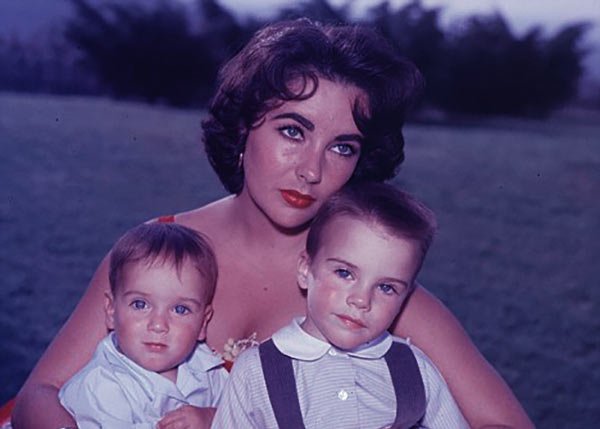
0, 0, 593, 117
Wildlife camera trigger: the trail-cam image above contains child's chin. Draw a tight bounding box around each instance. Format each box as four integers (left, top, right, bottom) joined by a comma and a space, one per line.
330, 339, 364, 352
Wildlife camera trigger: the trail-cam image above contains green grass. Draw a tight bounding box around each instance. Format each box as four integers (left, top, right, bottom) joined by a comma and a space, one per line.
1, 92, 598, 427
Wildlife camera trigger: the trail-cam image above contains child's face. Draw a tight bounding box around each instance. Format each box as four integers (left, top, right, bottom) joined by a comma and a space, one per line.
298, 216, 422, 351
105, 259, 212, 381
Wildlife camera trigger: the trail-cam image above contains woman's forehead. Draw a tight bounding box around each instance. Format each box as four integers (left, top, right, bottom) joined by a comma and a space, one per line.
269, 78, 367, 122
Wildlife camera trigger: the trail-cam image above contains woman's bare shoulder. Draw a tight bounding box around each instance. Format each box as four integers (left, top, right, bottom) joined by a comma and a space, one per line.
151, 195, 236, 234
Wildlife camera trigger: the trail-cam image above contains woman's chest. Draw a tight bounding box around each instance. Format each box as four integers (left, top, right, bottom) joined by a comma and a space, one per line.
206, 259, 306, 353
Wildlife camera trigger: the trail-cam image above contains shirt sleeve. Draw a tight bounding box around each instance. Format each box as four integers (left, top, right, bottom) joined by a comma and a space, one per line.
211, 347, 272, 429
410, 345, 470, 429
59, 367, 155, 429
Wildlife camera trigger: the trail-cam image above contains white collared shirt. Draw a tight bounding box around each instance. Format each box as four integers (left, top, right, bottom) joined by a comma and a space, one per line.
59, 333, 228, 429
212, 317, 468, 429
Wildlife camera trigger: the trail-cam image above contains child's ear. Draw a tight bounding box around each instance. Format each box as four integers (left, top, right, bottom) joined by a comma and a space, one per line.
297, 251, 311, 291
197, 305, 214, 342
104, 291, 116, 330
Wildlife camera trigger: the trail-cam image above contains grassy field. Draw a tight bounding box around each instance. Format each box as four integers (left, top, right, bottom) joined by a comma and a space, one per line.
1, 92, 598, 427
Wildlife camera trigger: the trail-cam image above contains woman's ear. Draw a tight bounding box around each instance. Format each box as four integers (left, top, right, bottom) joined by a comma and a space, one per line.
105, 290, 116, 330
297, 251, 311, 291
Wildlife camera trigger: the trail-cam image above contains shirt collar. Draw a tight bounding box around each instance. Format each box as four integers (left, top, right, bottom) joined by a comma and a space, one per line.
105, 333, 223, 398
272, 317, 393, 361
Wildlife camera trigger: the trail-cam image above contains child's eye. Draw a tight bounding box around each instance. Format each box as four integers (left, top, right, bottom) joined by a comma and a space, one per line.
331, 143, 358, 157
378, 283, 398, 295
174, 305, 191, 315
334, 268, 353, 280
130, 299, 147, 310
278, 125, 304, 141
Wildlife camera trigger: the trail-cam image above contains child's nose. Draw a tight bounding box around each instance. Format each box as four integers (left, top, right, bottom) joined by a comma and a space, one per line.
148, 311, 169, 333
346, 287, 371, 310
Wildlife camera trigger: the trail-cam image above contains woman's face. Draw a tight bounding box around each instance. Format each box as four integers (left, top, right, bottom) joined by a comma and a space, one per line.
240, 78, 365, 230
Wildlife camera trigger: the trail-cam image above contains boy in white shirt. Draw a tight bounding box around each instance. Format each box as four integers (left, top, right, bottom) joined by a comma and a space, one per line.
212, 183, 469, 429
59, 223, 227, 428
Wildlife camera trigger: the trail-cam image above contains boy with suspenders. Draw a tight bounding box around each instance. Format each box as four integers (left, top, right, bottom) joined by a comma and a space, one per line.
212, 183, 468, 428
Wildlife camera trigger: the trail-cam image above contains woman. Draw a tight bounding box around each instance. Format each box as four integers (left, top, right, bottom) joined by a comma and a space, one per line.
13, 19, 533, 428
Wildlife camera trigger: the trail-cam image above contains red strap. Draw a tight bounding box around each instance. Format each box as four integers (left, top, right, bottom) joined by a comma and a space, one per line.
0, 397, 15, 425
157, 215, 175, 223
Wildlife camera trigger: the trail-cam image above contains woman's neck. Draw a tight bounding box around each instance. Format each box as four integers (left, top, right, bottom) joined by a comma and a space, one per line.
228, 191, 310, 253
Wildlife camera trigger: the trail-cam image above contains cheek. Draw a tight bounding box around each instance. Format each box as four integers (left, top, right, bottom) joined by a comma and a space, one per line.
323, 159, 359, 191
113, 311, 140, 334
172, 316, 204, 339
372, 299, 403, 325
245, 133, 285, 172
308, 281, 342, 311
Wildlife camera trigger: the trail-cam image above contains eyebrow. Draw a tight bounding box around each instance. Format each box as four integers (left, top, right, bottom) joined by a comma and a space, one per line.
174, 297, 205, 307
273, 112, 315, 131
327, 257, 358, 270
327, 257, 410, 287
121, 290, 204, 307
273, 112, 364, 143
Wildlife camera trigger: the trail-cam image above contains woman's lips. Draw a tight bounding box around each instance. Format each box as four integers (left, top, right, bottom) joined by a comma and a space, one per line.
280, 189, 316, 209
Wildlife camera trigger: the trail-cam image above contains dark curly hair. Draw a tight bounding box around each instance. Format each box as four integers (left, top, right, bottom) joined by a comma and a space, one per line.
203, 18, 424, 194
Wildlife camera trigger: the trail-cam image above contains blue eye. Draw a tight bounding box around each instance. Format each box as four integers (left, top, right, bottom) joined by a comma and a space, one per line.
174, 305, 190, 315
335, 268, 353, 280
279, 125, 303, 140
378, 284, 397, 295
130, 299, 147, 310
331, 143, 358, 157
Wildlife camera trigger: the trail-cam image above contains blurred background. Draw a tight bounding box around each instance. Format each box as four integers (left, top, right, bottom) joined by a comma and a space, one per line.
1, 1, 599, 427
2, 0, 600, 112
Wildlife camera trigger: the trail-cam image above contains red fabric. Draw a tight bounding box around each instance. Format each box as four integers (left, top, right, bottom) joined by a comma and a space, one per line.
157, 215, 175, 223
0, 398, 15, 425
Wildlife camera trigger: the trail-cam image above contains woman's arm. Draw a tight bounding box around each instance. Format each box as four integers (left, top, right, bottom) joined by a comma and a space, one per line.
394, 286, 534, 429
12, 256, 112, 429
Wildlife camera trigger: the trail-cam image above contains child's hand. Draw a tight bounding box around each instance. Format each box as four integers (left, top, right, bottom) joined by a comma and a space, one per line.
156, 405, 216, 429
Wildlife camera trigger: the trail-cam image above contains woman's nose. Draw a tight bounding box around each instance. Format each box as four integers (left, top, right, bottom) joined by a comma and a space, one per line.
296, 147, 323, 184
148, 311, 169, 333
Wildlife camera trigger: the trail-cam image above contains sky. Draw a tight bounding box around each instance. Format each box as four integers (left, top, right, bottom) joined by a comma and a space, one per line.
1, 0, 599, 76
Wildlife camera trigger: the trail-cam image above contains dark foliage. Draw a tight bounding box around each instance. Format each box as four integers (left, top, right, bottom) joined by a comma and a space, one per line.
275, 0, 351, 23
1, 0, 593, 116
0, 31, 100, 95
255, 0, 592, 117
368, 2, 445, 79
65, 0, 249, 106
430, 13, 591, 116
367, 1, 445, 110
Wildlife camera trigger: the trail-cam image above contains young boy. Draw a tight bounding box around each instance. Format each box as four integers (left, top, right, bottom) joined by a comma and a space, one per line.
59, 223, 228, 428
212, 183, 468, 429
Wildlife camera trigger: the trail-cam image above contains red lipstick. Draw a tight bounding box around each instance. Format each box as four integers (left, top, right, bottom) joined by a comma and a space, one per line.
280, 189, 315, 209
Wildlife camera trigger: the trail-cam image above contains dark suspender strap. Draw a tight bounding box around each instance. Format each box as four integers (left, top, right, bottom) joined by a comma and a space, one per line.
259, 339, 305, 429
385, 342, 426, 429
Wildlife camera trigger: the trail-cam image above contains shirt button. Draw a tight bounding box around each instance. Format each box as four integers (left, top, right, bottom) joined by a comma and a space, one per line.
328, 349, 337, 356
338, 389, 349, 401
